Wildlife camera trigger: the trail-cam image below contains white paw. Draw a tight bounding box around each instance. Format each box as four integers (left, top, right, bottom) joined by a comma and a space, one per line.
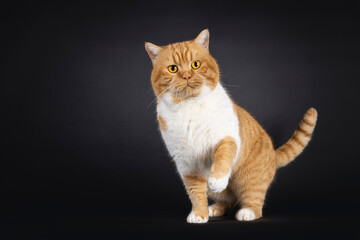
186, 211, 208, 224
208, 206, 215, 217
208, 175, 229, 193
236, 208, 256, 221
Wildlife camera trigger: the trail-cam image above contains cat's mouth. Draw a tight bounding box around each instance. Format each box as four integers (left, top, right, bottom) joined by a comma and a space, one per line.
169, 78, 204, 100
171, 85, 202, 100
171, 82, 197, 92
175, 84, 199, 94
186, 84, 195, 89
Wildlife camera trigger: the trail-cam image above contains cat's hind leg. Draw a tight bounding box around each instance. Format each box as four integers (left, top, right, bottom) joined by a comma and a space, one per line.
232, 140, 276, 221
207, 188, 236, 217
208, 201, 233, 217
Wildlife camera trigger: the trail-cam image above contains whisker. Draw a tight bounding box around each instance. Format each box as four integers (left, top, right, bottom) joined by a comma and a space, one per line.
222, 84, 242, 88
146, 87, 153, 93
145, 84, 173, 111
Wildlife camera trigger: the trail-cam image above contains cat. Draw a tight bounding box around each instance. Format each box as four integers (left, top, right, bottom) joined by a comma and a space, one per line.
144, 29, 318, 223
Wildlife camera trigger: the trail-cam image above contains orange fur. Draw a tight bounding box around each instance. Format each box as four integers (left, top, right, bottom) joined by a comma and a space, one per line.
145, 30, 318, 222
276, 108, 318, 167
208, 188, 236, 217
210, 136, 237, 179
183, 174, 209, 220
145, 32, 219, 104
211, 106, 317, 219
157, 114, 167, 131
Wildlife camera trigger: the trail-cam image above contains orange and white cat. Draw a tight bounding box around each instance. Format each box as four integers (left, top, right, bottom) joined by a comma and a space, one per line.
145, 29, 317, 223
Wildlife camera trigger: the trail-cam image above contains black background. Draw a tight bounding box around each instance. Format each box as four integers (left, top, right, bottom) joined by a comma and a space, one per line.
2, 1, 360, 239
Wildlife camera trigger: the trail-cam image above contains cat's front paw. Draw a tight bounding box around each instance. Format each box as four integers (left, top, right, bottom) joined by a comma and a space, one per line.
187, 211, 209, 224
208, 174, 229, 193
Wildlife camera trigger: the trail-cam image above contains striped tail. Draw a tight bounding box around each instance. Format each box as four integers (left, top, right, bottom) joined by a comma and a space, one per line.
275, 108, 318, 168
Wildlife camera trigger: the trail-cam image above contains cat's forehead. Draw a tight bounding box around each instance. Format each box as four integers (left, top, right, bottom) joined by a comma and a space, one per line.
163, 41, 203, 64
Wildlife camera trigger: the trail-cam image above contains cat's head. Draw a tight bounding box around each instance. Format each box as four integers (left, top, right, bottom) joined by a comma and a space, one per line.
145, 29, 219, 104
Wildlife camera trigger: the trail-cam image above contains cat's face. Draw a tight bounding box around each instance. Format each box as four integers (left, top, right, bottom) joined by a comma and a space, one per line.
145, 29, 219, 104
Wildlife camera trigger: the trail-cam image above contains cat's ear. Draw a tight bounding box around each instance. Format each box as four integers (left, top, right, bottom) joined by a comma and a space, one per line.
194, 29, 210, 50
145, 42, 162, 63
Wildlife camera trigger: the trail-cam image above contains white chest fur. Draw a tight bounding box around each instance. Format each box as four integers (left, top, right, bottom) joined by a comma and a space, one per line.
157, 84, 241, 177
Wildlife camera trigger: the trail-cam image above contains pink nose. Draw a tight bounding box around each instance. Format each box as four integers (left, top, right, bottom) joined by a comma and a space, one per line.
183, 74, 191, 81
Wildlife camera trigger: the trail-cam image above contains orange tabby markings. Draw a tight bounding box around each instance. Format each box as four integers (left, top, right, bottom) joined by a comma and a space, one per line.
207, 187, 236, 205
210, 136, 237, 179
276, 108, 318, 168
157, 114, 167, 131
208, 201, 234, 217
183, 174, 209, 219
145, 29, 318, 222
229, 115, 276, 220
145, 30, 219, 103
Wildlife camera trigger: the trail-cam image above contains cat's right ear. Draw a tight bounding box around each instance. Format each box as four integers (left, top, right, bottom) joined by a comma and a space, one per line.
195, 29, 210, 50
145, 42, 162, 63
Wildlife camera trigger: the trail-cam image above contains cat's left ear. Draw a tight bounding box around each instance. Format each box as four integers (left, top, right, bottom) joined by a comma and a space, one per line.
145, 42, 162, 63
194, 29, 210, 50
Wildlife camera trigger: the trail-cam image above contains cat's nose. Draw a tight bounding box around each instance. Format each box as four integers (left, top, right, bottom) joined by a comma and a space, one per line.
183, 74, 192, 81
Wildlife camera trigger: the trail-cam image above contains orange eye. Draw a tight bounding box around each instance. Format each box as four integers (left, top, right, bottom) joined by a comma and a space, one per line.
191, 60, 201, 69
168, 65, 178, 73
